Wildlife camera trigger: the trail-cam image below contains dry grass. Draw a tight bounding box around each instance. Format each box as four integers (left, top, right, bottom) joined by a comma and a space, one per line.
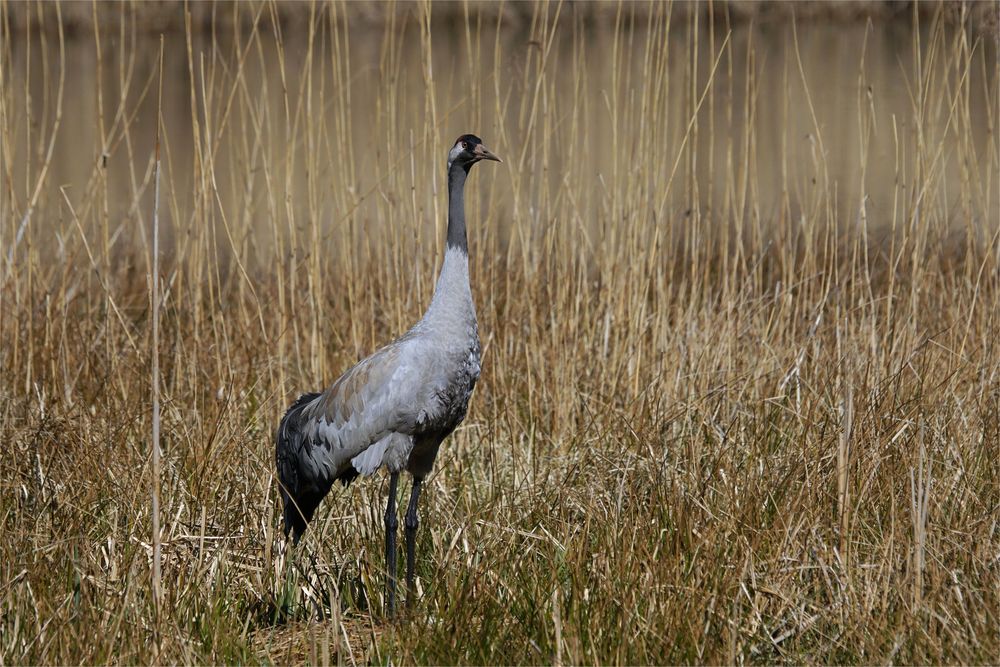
1, 1, 997, 664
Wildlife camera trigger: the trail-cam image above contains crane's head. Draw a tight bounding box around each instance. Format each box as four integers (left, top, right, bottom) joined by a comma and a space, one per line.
448, 134, 501, 172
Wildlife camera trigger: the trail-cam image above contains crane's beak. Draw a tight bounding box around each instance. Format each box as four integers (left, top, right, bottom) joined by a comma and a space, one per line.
474, 144, 502, 163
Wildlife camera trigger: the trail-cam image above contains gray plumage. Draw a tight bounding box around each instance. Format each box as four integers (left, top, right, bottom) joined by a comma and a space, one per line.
275, 134, 500, 615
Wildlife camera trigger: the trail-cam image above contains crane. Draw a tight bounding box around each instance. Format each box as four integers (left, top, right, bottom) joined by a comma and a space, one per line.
275, 134, 500, 616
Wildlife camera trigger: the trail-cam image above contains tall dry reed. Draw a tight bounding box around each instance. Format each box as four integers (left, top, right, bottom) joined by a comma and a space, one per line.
1, 2, 997, 664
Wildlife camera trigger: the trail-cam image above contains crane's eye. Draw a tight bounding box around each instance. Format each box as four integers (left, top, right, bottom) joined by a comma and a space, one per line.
461, 141, 468, 150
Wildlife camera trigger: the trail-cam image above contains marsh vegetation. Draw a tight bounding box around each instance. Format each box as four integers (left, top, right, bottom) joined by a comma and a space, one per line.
1, 2, 997, 663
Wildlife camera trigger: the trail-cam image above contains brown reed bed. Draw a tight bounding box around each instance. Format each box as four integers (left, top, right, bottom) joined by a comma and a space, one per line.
1, 1, 997, 664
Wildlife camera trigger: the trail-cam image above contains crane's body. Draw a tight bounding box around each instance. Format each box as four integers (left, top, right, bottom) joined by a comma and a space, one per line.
276, 245, 480, 533
275, 135, 499, 615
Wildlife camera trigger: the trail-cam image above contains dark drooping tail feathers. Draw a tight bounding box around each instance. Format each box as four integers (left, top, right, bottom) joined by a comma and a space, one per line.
275, 391, 322, 543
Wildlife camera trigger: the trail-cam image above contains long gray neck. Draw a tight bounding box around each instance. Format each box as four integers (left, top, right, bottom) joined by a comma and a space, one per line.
420, 162, 476, 329
446, 162, 471, 253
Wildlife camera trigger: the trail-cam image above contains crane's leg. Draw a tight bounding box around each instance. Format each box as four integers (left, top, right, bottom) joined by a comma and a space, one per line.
404, 477, 423, 608
384, 472, 399, 617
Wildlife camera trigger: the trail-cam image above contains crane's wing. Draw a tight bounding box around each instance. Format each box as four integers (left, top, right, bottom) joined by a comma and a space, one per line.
306, 339, 430, 451
276, 337, 434, 540
275, 390, 323, 541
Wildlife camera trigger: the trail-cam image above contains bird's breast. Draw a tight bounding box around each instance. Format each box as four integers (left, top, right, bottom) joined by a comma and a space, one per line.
417, 333, 481, 435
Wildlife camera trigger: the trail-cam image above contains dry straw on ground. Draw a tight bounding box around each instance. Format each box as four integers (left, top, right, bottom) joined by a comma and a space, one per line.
1, 1, 997, 664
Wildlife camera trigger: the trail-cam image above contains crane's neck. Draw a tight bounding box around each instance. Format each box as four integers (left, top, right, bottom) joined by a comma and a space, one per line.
421, 162, 476, 329
446, 162, 470, 253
